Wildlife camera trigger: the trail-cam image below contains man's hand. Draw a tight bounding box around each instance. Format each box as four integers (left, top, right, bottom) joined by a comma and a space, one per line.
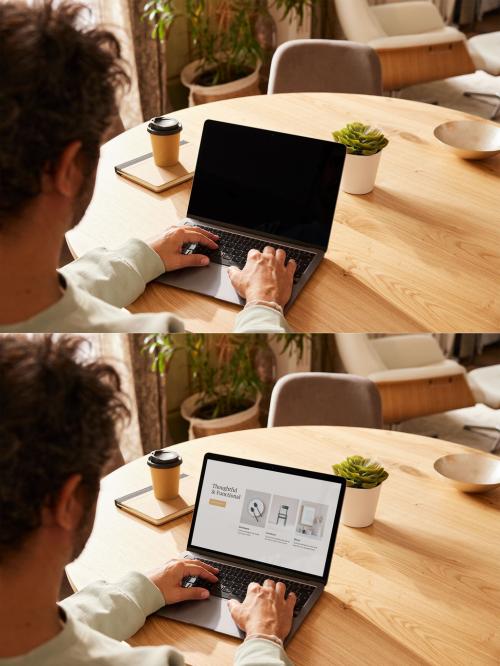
148, 558, 219, 605
228, 247, 296, 308
148, 225, 219, 272
228, 579, 296, 641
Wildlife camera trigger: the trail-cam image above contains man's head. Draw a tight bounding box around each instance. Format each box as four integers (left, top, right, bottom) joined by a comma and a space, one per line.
0, 335, 130, 567
0, 1, 129, 232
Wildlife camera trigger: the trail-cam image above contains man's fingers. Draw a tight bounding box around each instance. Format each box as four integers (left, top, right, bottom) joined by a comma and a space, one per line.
275, 248, 287, 264
263, 245, 276, 256
183, 225, 219, 242
287, 591, 297, 608
176, 253, 210, 269
247, 248, 260, 260
263, 578, 276, 589
275, 581, 287, 598
177, 586, 211, 602
227, 598, 239, 613
183, 559, 219, 574
182, 564, 218, 582
228, 599, 244, 627
228, 266, 243, 293
287, 258, 297, 276
247, 581, 260, 593
181, 230, 219, 248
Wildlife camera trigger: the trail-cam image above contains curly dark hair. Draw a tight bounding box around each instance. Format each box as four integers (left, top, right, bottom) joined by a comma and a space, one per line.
0, 0, 130, 224
0, 335, 130, 563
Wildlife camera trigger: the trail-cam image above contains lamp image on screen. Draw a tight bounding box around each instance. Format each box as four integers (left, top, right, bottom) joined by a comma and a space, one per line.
296, 501, 328, 539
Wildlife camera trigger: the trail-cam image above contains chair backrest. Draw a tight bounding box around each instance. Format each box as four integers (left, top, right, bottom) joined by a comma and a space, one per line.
267, 372, 383, 429
370, 1, 445, 36
334, 0, 386, 43
267, 39, 382, 95
370, 334, 446, 370
335, 333, 448, 376
335, 334, 387, 376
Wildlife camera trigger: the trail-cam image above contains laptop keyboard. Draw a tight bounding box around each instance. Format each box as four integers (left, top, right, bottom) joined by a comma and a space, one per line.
182, 224, 316, 284
182, 557, 316, 617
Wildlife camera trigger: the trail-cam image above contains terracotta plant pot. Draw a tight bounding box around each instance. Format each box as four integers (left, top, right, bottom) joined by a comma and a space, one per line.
341, 484, 383, 528
180, 392, 261, 439
341, 151, 382, 195
181, 59, 261, 106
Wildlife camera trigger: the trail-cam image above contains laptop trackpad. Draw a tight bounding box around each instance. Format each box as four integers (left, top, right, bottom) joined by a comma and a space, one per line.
156, 595, 244, 639
156, 262, 244, 307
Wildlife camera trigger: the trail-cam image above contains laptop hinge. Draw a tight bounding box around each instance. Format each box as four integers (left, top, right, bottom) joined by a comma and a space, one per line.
186, 214, 327, 253
187, 547, 326, 586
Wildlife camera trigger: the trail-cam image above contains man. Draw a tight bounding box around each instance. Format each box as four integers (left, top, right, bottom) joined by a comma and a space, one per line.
0, 1, 295, 333
0, 335, 296, 665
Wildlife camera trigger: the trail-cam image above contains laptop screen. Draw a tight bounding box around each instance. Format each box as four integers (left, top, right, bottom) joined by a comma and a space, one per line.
187, 120, 346, 251
188, 454, 345, 582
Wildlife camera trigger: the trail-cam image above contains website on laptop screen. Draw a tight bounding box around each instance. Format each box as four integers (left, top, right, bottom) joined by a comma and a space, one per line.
187, 121, 345, 250
190, 459, 343, 578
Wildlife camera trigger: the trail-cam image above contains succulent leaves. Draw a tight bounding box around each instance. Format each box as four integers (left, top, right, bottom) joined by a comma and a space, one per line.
332, 122, 389, 156
332, 455, 388, 488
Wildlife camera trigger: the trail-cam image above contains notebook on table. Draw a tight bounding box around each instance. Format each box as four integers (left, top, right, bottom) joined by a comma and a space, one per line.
115, 473, 197, 526
114, 140, 197, 193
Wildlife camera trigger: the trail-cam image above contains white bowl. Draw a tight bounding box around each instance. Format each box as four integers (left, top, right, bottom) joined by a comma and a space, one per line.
434, 120, 500, 160
434, 453, 500, 493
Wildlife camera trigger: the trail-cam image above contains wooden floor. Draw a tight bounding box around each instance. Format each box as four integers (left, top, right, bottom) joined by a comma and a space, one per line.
466, 8, 500, 35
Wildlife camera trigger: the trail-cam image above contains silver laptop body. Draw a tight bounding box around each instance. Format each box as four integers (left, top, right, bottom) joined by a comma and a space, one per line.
157, 120, 346, 312
157, 453, 346, 645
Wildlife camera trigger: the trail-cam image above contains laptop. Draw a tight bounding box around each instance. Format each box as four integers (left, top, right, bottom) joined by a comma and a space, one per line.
157, 120, 346, 311
157, 453, 346, 644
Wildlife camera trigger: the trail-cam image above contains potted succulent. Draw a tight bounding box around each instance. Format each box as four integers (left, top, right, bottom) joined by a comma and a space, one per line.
332, 455, 389, 528
332, 122, 389, 195
143, 0, 318, 106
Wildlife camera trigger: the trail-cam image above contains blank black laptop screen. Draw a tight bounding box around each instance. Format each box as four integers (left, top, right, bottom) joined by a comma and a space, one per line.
187, 120, 346, 251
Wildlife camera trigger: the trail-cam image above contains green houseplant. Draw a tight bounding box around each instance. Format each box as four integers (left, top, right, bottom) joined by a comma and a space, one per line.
332, 122, 389, 195
143, 0, 319, 105
144, 333, 306, 438
332, 455, 389, 527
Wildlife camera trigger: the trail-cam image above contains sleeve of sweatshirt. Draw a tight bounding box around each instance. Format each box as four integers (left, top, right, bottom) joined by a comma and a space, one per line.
234, 638, 294, 666
60, 572, 168, 642
234, 306, 290, 333
60, 239, 165, 308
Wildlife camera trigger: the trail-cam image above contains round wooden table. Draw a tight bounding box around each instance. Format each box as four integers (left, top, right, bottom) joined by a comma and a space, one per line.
66, 93, 500, 333
66, 426, 500, 666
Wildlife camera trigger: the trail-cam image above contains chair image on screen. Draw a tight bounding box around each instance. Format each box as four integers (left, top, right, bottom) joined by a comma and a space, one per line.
268, 39, 382, 95
267, 372, 383, 429
276, 505, 289, 526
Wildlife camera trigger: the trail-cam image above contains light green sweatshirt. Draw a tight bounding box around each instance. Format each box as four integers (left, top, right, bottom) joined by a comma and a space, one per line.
0, 240, 289, 333
0, 572, 293, 666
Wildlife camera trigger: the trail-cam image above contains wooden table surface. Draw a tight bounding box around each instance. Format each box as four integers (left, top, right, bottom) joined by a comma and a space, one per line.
67, 426, 500, 666
66, 93, 500, 333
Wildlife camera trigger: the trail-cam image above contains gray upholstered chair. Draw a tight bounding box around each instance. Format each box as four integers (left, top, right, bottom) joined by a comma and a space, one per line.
267, 39, 382, 95
267, 372, 383, 429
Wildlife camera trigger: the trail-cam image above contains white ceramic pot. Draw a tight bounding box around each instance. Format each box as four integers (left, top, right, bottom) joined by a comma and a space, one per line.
180, 392, 261, 440
180, 60, 261, 107
341, 484, 382, 528
341, 151, 382, 195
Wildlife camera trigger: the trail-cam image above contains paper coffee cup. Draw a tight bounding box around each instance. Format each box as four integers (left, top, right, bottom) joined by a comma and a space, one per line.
147, 449, 182, 500
147, 116, 182, 167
